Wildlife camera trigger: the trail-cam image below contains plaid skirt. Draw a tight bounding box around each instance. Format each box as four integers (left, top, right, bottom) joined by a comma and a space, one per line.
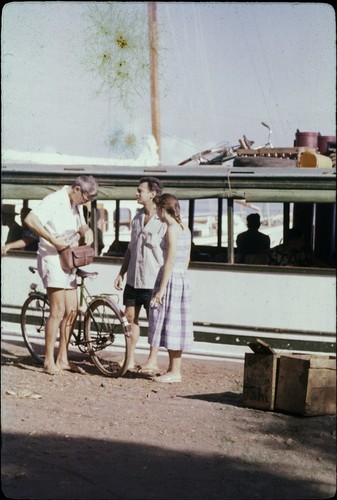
148, 268, 194, 351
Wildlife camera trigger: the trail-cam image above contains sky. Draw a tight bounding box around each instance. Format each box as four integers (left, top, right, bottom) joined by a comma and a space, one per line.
1, 1, 336, 166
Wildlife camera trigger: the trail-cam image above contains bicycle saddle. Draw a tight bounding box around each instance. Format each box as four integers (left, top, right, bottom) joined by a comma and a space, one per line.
76, 268, 98, 278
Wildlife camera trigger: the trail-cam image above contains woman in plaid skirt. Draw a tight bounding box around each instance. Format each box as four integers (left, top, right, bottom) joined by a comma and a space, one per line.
147, 193, 193, 383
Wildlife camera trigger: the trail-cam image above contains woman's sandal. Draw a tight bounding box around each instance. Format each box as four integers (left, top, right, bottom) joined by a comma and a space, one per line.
154, 373, 182, 384
137, 366, 160, 376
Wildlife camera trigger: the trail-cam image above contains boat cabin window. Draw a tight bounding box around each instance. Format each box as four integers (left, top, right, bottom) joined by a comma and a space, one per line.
5, 195, 334, 269
2, 163, 335, 269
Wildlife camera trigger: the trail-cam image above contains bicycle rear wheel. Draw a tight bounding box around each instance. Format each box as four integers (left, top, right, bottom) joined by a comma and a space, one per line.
21, 293, 51, 364
84, 297, 131, 377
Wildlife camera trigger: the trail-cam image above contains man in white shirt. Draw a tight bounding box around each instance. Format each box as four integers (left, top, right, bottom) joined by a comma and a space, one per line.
114, 177, 166, 372
25, 175, 98, 375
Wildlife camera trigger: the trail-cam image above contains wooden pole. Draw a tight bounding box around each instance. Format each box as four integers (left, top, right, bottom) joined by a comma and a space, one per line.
148, 2, 161, 163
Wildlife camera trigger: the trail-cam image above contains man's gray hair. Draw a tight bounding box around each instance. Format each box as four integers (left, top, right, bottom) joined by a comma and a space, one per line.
73, 175, 98, 197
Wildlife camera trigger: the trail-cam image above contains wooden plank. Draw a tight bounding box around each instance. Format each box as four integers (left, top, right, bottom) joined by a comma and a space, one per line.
290, 353, 336, 369
275, 356, 308, 414
305, 368, 336, 415
236, 147, 317, 157
275, 355, 336, 416
247, 338, 276, 355
242, 353, 278, 410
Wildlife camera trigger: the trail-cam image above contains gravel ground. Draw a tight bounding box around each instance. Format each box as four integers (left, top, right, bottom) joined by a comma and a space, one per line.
1, 336, 336, 500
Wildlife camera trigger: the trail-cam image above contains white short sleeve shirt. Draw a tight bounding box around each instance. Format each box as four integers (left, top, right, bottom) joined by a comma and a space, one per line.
32, 186, 85, 257
31, 186, 85, 289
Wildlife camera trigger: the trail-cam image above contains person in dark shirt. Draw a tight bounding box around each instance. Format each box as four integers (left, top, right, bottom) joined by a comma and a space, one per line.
2, 207, 39, 255
82, 205, 104, 255
270, 227, 320, 267
236, 213, 271, 264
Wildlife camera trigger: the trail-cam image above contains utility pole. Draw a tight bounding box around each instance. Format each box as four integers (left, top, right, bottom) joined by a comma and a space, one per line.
148, 2, 161, 163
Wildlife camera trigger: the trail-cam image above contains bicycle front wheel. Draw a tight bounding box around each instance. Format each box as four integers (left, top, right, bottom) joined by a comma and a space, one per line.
84, 298, 131, 377
21, 293, 51, 364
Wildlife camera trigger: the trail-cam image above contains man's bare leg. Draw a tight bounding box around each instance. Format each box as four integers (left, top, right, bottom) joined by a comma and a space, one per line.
55, 289, 84, 373
43, 288, 65, 375
141, 347, 159, 372
124, 304, 141, 369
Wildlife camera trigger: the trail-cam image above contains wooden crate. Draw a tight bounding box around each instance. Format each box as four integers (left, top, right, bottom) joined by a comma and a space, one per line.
274, 354, 336, 416
242, 352, 278, 411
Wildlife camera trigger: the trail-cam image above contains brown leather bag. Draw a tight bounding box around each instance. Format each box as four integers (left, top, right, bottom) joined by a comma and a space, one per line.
59, 245, 94, 272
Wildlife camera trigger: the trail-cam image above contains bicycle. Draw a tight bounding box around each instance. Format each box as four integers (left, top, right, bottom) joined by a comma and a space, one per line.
178, 122, 273, 166
20, 266, 132, 377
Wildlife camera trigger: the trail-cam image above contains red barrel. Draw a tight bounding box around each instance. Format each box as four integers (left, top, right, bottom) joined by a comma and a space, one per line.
317, 134, 336, 155
294, 130, 318, 148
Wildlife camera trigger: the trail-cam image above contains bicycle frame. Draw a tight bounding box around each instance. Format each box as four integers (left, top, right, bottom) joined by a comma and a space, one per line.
74, 271, 97, 349
22, 266, 131, 376
26, 267, 98, 350
73, 271, 123, 350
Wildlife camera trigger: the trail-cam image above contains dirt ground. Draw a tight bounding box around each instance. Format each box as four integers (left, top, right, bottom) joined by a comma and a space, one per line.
1, 336, 336, 500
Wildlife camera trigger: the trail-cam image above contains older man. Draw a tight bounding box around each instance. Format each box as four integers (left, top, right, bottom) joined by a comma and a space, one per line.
25, 175, 99, 375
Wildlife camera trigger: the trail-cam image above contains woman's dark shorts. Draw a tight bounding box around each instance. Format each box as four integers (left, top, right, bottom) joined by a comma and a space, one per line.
123, 284, 152, 311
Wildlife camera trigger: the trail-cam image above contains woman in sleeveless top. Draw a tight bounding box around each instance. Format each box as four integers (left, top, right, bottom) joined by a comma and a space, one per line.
146, 193, 193, 383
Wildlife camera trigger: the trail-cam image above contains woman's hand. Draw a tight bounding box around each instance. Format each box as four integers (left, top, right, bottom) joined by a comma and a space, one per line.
150, 292, 164, 307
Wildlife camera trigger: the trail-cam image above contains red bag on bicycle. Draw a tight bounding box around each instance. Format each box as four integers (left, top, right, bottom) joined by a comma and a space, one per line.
59, 245, 94, 272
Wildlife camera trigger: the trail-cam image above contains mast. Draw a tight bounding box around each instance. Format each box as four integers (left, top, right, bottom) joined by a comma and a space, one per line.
148, 2, 161, 163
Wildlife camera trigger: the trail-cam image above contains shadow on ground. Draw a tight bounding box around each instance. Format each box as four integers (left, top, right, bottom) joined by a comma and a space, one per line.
2, 431, 334, 500
1, 345, 101, 376
181, 391, 243, 407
